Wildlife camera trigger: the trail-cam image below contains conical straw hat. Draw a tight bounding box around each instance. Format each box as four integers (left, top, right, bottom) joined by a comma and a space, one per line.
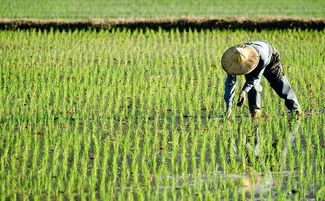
221, 45, 260, 75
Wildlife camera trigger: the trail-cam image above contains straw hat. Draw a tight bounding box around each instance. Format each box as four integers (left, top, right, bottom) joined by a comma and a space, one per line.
221, 45, 260, 75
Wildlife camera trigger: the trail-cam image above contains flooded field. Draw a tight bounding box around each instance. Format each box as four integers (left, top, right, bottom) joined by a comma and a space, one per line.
0, 29, 324, 200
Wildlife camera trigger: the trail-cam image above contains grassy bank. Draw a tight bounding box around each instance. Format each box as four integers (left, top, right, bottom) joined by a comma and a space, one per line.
0, 0, 325, 19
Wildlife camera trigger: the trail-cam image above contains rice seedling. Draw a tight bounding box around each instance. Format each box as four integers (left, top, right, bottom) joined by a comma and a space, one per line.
0, 29, 324, 200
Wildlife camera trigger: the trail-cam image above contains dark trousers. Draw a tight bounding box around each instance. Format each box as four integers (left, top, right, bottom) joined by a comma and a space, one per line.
247, 47, 300, 113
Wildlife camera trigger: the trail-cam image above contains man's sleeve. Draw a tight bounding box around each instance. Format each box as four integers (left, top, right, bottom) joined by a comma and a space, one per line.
242, 67, 266, 93
224, 75, 236, 108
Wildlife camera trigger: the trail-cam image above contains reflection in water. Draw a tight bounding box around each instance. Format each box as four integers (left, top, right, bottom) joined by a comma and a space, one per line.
114, 117, 309, 200
237, 118, 301, 195
241, 172, 273, 193
117, 118, 302, 191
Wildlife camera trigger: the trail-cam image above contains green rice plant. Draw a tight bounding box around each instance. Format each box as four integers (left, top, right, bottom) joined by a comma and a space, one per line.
0, 29, 324, 200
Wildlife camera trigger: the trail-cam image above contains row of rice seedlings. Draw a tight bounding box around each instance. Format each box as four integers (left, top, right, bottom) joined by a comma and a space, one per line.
0, 29, 324, 200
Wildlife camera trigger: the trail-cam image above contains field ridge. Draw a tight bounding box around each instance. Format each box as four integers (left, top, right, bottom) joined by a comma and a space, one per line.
1, 17, 325, 31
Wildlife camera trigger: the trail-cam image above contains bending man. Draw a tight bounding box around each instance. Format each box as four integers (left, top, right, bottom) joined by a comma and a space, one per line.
221, 40, 301, 118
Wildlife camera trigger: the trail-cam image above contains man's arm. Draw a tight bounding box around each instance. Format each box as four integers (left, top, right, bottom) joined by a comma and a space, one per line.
224, 75, 236, 109
242, 67, 266, 93
237, 67, 265, 107
241, 41, 272, 93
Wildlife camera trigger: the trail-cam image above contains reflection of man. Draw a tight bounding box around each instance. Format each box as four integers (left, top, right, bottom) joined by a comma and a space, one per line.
239, 118, 301, 194
221, 40, 301, 118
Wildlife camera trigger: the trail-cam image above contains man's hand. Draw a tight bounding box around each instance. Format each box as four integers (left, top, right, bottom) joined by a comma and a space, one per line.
237, 90, 247, 107
225, 108, 232, 118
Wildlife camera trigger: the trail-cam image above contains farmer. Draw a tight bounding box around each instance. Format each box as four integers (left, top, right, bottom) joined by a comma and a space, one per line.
221, 40, 301, 118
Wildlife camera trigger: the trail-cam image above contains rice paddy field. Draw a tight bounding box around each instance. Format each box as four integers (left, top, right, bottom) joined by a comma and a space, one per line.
1, 0, 325, 19
0, 29, 324, 200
